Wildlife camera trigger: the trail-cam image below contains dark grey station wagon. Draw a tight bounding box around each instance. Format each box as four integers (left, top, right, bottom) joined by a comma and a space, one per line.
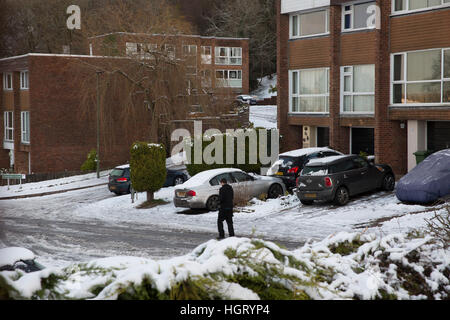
295, 155, 395, 206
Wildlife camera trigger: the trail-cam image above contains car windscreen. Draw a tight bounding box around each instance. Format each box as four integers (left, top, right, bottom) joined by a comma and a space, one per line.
110, 168, 125, 177
301, 165, 328, 176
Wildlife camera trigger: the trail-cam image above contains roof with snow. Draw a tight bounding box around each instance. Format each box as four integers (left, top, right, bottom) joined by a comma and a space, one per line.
0, 247, 35, 267
306, 155, 350, 166
280, 147, 341, 158
179, 168, 242, 188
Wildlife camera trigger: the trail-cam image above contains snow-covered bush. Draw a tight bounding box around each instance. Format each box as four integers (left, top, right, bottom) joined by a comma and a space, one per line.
1, 230, 448, 300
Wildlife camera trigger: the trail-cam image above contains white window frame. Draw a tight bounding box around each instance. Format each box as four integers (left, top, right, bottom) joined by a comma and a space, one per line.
289, 67, 330, 114
289, 9, 330, 39
214, 47, 242, 66
201, 46, 212, 64
342, 1, 377, 32
20, 71, 29, 90
215, 69, 242, 88
391, 0, 450, 15
4, 111, 13, 142
390, 47, 450, 106
340, 65, 375, 115
21, 111, 30, 144
3, 72, 13, 91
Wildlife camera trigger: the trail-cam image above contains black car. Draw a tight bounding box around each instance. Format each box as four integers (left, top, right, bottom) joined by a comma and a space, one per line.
267, 147, 342, 190
108, 165, 189, 195
296, 155, 395, 206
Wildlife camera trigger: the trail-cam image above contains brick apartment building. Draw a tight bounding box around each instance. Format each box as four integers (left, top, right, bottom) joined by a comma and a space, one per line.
0, 34, 249, 175
277, 0, 450, 176
89, 32, 250, 98
0, 53, 154, 175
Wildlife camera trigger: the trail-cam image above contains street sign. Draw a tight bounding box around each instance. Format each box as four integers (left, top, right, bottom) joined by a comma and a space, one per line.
2, 174, 26, 180
1, 173, 26, 190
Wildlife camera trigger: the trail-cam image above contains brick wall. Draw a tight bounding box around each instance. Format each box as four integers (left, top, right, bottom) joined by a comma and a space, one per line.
277, 0, 302, 153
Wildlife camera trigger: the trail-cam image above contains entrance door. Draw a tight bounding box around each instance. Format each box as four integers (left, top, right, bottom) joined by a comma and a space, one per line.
351, 128, 374, 155
317, 127, 330, 147
427, 121, 450, 152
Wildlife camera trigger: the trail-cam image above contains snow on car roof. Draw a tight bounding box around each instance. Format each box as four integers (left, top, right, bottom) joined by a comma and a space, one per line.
180, 168, 242, 188
280, 147, 341, 158
306, 155, 350, 166
115, 164, 130, 169
0, 247, 35, 267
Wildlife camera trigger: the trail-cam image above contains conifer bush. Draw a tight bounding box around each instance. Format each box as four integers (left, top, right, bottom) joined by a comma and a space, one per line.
130, 142, 166, 202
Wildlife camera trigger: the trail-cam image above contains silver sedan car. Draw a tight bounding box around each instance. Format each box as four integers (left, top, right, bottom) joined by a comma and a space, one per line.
174, 168, 286, 211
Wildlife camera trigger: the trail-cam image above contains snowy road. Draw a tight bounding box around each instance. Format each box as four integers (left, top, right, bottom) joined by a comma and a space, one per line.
0, 185, 303, 267
0, 174, 437, 268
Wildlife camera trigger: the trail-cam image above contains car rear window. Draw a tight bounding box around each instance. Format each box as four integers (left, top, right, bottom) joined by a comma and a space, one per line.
302, 165, 328, 176
110, 168, 125, 177
329, 160, 356, 173
279, 156, 304, 168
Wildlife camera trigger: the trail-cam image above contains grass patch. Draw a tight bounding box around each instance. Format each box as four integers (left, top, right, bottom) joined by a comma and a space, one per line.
329, 239, 365, 256
136, 198, 169, 209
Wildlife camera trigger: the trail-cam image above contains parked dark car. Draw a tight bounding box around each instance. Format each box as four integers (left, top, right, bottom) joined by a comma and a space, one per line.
236, 95, 257, 105
108, 165, 189, 195
296, 155, 395, 206
396, 149, 450, 204
266, 147, 342, 190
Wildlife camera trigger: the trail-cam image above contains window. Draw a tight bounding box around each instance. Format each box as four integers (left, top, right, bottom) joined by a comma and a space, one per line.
290, 9, 329, 38
125, 42, 157, 59
392, 48, 450, 104
392, 0, 450, 13
3, 73, 12, 90
342, 2, 377, 31
164, 44, 176, 60
21, 111, 30, 144
214, 47, 242, 65
341, 65, 375, 113
20, 71, 29, 90
289, 68, 329, 113
201, 46, 212, 64
183, 45, 197, 75
4, 111, 13, 142
215, 70, 242, 88
200, 69, 212, 87
231, 172, 254, 182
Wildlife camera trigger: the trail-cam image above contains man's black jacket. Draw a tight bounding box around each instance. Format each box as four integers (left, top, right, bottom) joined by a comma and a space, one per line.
219, 184, 234, 210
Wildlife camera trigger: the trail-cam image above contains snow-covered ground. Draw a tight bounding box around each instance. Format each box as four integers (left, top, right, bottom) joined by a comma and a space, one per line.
0, 170, 110, 198
251, 74, 277, 100
249, 105, 277, 129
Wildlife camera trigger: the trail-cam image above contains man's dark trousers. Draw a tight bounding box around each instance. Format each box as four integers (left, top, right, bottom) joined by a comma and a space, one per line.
218, 208, 234, 238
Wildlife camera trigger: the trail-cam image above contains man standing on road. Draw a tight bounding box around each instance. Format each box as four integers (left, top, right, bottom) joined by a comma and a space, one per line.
217, 178, 235, 239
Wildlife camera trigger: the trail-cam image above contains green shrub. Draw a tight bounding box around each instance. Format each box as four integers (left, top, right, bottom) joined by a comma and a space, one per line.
130, 142, 166, 202
185, 128, 277, 176
81, 149, 97, 171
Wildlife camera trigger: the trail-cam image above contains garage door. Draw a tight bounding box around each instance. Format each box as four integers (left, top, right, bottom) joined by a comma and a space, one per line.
351, 128, 374, 155
427, 121, 450, 152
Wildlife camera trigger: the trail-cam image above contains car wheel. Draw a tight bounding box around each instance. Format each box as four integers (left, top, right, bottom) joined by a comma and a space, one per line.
206, 195, 220, 211
334, 186, 349, 206
174, 176, 185, 186
382, 174, 395, 191
300, 199, 314, 205
268, 184, 283, 199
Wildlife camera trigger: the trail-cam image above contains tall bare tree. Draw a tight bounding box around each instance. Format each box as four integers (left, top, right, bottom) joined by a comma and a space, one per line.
205, 0, 277, 90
